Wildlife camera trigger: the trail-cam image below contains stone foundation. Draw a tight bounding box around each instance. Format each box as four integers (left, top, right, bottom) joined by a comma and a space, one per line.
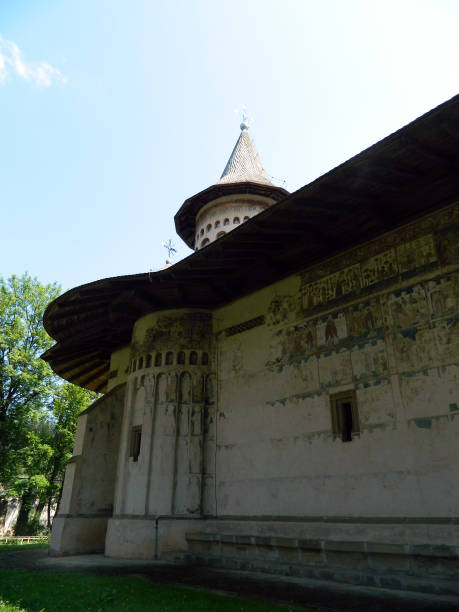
105, 517, 196, 559
184, 525, 459, 596
49, 516, 109, 556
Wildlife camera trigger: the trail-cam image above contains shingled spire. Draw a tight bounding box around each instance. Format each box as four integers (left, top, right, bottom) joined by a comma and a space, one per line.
175, 117, 289, 250
218, 124, 273, 186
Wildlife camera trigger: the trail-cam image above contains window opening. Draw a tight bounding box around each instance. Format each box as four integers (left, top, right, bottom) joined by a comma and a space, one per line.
202, 352, 209, 365
330, 391, 359, 443
177, 351, 185, 365
130, 426, 142, 462
138, 357, 143, 370
165, 351, 174, 365
216, 231, 226, 238
215, 220, 220, 228
201, 238, 210, 248
146, 354, 152, 368
233, 217, 240, 224
206, 223, 212, 232
243, 216, 250, 221
200, 228, 204, 236
132, 360, 137, 372
223, 218, 230, 226
155, 353, 162, 367
189, 351, 198, 365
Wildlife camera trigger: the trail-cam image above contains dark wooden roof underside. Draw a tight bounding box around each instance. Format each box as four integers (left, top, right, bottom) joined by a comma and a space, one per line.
43, 94, 459, 392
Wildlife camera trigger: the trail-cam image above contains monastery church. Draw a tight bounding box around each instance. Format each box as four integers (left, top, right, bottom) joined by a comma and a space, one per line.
43, 95, 459, 594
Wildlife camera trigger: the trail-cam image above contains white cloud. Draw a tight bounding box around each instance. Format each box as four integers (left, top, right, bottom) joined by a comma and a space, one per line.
0, 34, 66, 87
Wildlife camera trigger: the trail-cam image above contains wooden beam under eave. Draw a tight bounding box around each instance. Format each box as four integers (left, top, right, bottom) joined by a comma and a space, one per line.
94, 379, 108, 394
74, 362, 110, 389
437, 117, 459, 143
400, 133, 456, 165
47, 305, 107, 324
46, 350, 101, 369
208, 278, 238, 300
369, 156, 423, 182
57, 358, 107, 383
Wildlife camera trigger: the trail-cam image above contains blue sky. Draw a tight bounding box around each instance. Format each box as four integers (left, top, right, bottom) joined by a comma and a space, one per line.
1, 0, 458, 291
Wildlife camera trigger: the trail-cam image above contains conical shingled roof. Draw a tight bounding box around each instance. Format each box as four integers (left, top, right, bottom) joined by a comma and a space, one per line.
217, 127, 273, 186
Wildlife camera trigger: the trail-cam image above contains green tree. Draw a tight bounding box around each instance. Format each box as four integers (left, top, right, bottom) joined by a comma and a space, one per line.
0, 273, 98, 533
0, 272, 60, 489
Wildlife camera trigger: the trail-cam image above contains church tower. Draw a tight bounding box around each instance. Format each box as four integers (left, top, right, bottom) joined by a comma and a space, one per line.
175, 119, 289, 250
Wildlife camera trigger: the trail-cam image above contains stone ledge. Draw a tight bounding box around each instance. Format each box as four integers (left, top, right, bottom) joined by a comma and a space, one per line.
186, 552, 459, 597
185, 532, 459, 587
187, 533, 459, 558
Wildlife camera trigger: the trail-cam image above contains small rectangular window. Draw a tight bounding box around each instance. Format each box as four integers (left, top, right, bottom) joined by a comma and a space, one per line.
129, 426, 142, 462
330, 391, 359, 442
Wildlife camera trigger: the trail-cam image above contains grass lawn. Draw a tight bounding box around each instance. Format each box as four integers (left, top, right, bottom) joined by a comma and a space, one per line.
0, 544, 48, 553
0, 568, 303, 611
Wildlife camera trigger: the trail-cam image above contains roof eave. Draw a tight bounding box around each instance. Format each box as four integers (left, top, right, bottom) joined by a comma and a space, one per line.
174, 181, 290, 248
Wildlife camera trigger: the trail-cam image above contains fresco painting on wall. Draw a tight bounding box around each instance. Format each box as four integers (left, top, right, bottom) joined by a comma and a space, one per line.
266, 294, 298, 327
351, 339, 388, 382
143, 313, 212, 353
346, 299, 383, 339
397, 234, 437, 275
388, 285, 429, 330
434, 318, 459, 364
427, 273, 458, 320
302, 264, 360, 310
291, 321, 316, 355
318, 350, 352, 388
436, 225, 459, 265
392, 327, 438, 372
316, 312, 347, 347
361, 249, 398, 288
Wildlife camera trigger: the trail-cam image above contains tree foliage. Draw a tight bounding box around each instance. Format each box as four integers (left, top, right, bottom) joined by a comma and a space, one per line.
0, 272, 60, 481
0, 273, 97, 533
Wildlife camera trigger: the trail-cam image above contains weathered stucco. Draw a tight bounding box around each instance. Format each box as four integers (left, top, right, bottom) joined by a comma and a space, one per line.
52, 204, 459, 589
50, 384, 125, 555
195, 194, 273, 249
213, 204, 458, 519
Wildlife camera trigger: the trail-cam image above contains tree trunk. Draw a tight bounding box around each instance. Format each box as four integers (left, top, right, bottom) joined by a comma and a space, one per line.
47, 499, 52, 529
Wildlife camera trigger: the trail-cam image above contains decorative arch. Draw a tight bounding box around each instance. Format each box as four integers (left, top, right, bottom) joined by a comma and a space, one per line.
179, 371, 192, 404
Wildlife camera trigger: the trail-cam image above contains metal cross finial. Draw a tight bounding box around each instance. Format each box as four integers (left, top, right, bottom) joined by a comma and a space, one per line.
161, 239, 177, 261
235, 105, 252, 131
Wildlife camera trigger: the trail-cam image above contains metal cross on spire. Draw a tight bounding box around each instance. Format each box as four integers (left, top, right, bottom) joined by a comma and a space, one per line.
234, 105, 253, 131
161, 239, 177, 262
